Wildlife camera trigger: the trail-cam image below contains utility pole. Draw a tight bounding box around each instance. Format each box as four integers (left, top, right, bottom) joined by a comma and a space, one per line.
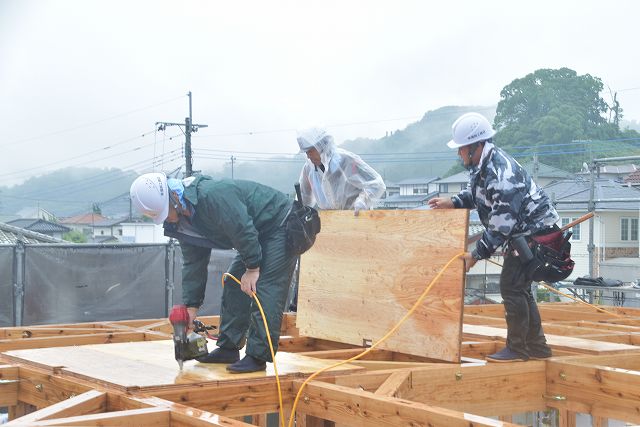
533, 153, 539, 183
230, 155, 236, 179
612, 92, 620, 127
156, 91, 208, 177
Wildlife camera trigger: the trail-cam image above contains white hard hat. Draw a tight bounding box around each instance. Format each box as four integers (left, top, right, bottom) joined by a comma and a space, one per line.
130, 172, 169, 224
297, 127, 329, 153
447, 112, 496, 149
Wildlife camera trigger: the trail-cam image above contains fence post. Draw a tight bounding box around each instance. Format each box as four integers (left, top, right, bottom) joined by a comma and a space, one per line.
13, 241, 25, 326
165, 240, 175, 316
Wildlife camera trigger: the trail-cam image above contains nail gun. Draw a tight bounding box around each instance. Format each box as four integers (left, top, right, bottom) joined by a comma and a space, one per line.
169, 305, 217, 370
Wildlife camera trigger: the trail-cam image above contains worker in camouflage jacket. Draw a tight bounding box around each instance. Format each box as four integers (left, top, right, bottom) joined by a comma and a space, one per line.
130, 173, 297, 373
429, 112, 559, 362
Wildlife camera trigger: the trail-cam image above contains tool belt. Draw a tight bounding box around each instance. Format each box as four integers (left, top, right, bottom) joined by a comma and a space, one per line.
511, 228, 575, 283
282, 183, 321, 255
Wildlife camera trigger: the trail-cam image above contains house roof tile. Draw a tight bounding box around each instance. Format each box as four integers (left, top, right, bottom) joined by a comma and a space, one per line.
0, 223, 65, 244
6, 218, 71, 233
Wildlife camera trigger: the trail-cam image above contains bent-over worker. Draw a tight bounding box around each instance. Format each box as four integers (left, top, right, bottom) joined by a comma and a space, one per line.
130, 173, 297, 373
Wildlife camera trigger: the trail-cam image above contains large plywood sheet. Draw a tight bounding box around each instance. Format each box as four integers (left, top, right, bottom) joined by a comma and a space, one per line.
4, 340, 361, 390
297, 209, 468, 362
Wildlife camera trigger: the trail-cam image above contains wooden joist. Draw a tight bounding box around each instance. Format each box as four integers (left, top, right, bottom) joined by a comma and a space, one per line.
0, 304, 639, 426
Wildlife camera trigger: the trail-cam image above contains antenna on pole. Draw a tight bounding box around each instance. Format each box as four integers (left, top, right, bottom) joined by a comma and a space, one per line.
156, 91, 208, 177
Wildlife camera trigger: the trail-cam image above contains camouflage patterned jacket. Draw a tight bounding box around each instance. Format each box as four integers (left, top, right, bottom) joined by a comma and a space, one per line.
451, 142, 559, 260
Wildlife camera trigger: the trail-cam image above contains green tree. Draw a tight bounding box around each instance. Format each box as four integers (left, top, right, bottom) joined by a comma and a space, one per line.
62, 230, 87, 243
494, 68, 638, 170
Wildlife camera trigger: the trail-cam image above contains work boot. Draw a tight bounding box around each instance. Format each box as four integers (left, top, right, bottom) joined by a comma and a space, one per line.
528, 347, 553, 360
226, 354, 266, 373
195, 347, 239, 364
486, 347, 528, 363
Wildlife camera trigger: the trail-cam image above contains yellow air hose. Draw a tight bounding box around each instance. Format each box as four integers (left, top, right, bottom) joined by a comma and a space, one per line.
483, 258, 625, 318
222, 272, 286, 427
223, 251, 464, 427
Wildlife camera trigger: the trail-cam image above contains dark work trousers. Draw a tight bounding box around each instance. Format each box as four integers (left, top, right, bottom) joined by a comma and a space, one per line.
217, 226, 297, 362
499, 250, 552, 357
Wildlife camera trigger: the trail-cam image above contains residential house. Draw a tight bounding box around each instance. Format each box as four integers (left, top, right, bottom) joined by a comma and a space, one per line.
383, 182, 400, 199
623, 170, 640, 188
0, 222, 64, 244
120, 221, 169, 243
5, 219, 71, 240
521, 161, 575, 188
381, 177, 439, 209
90, 217, 128, 242
577, 163, 639, 182
429, 162, 572, 201
432, 171, 469, 199
545, 178, 640, 280
60, 213, 108, 237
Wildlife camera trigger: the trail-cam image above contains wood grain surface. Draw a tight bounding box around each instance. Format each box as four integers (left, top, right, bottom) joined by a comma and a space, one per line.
4, 340, 361, 390
296, 209, 468, 362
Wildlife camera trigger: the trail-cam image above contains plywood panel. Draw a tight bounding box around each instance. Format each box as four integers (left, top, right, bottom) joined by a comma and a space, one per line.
4, 340, 361, 391
297, 210, 468, 362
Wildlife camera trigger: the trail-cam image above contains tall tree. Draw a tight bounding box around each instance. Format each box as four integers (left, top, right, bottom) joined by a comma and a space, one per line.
494, 68, 636, 170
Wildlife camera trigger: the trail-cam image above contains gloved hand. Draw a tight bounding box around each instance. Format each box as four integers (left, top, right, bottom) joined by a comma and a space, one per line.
353, 199, 367, 216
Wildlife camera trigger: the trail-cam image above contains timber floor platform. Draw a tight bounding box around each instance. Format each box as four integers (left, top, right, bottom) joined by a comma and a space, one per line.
2, 303, 640, 426
2, 341, 362, 392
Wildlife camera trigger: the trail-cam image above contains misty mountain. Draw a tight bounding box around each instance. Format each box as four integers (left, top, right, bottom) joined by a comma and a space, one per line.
0, 167, 138, 220
622, 119, 640, 133
211, 105, 495, 192
0, 106, 493, 219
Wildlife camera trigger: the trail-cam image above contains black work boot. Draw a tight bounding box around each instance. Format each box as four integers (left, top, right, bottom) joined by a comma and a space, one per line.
195, 347, 239, 364
226, 354, 266, 373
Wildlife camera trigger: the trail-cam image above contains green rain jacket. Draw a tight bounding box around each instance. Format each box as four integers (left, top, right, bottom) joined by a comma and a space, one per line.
179, 176, 293, 307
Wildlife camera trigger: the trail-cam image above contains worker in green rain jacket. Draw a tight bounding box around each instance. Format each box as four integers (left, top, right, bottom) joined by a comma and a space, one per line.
130, 173, 297, 373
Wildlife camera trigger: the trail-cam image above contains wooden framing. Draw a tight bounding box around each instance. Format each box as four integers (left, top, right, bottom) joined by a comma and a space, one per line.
2, 304, 640, 426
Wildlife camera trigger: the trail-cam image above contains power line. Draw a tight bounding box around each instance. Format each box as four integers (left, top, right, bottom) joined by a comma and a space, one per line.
0, 95, 186, 149
193, 140, 640, 165
0, 131, 182, 180
192, 106, 497, 139
193, 136, 640, 159
14, 152, 183, 200
618, 86, 640, 92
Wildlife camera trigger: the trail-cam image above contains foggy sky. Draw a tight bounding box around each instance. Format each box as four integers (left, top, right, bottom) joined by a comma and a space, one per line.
1, 0, 639, 186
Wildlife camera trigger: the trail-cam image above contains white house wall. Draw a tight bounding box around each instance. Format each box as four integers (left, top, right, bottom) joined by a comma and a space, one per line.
121, 223, 168, 244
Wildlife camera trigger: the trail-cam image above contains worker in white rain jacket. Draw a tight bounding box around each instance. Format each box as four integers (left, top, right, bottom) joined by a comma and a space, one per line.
297, 127, 386, 216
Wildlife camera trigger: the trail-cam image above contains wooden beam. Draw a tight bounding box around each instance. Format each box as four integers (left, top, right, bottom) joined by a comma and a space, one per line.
15, 366, 94, 409
460, 341, 497, 359
547, 360, 640, 424
294, 380, 519, 426
149, 381, 294, 417
8, 401, 36, 420
0, 365, 19, 406
374, 370, 412, 398
401, 362, 546, 416
0, 332, 161, 352
25, 407, 170, 426
130, 395, 254, 426
464, 324, 639, 355
5, 390, 106, 425
557, 408, 576, 427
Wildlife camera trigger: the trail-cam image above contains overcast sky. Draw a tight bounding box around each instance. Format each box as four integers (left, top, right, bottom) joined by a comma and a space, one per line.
1, 0, 639, 186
